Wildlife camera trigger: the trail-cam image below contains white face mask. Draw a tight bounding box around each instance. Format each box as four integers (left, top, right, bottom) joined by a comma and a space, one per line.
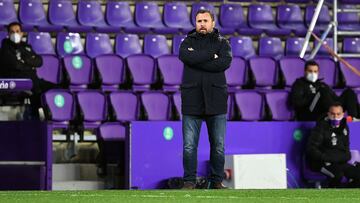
10, 33, 22, 44
306, 72, 318, 83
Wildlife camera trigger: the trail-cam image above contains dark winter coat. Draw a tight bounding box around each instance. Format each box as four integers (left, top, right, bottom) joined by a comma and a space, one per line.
179, 28, 232, 115
0, 38, 42, 79
306, 117, 351, 171
290, 77, 337, 121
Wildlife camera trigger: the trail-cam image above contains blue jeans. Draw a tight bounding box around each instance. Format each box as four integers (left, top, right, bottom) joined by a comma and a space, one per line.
182, 114, 226, 183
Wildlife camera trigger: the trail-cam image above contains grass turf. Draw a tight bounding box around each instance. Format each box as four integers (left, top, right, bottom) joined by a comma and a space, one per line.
1, 189, 360, 203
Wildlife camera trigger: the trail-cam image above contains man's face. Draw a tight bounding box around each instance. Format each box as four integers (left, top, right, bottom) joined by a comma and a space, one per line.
305, 65, 319, 76
328, 106, 344, 120
195, 12, 215, 35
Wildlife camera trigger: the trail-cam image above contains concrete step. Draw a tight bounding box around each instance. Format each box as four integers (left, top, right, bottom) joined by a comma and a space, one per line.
53, 163, 100, 181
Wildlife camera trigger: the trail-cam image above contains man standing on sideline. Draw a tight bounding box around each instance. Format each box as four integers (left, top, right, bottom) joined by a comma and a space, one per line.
178, 10, 232, 189
306, 102, 360, 188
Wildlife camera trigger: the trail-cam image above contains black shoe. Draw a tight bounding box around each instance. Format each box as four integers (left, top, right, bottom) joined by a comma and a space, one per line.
181, 181, 196, 189
207, 181, 227, 189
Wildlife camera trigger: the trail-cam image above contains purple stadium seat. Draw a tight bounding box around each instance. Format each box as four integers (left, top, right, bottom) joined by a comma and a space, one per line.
42, 89, 75, 129
265, 91, 293, 121
95, 55, 125, 91
313, 38, 333, 57
191, 3, 235, 35
338, 5, 360, 31
98, 122, 126, 141
126, 55, 156, 91
172, 92, 182, 119
144, 35, 170, 58
141, 92, 171, 120
77, 0, 117, 33
27, 32, 55, 55
48, 0, 91, 32
0, 31, 7, 46
0, 0, 17, 30
106, 1, 149, 34
56, 32, 84, 57
225, 57, 247, 92
259, 37, 284, 60
85, 33, 113, 58
314, 57, 337, 87
135, 2, 178, 34
286, 37, 311, 56
172, 35, 186, 55
19, 0, 62, 32
157, 55, 184, 92
249, 57, 278, 88
343, 38, 360, 54
279, 57, 305, 88
219, 4, 262, 36
115, 34, 142, 58
63, 55, 93, 90
109, 91, 139, 122
234, 91, 263, 121
229, 36, 256, 59
248, 4, 291, 36
339, 58, 360, 88
76, 90, 107, 129
163, 2, 193, 33
37, 55, 62, 84
305, 5, 331, 31
277, 5, 307, 36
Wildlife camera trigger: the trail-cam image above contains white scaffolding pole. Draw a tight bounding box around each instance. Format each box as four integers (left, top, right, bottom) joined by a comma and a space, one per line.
300, 0, 325, 58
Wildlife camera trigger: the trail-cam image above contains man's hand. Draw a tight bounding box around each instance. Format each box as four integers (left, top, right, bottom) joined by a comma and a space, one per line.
214, 54, 218, 59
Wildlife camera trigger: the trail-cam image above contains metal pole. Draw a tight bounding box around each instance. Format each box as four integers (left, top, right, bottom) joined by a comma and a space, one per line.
308, 22, 334, 60
300, 0, 325, 58
333, 0, 338, 62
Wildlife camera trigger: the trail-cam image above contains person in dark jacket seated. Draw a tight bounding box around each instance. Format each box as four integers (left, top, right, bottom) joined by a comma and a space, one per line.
179, 9, 232, 189
0, 22, 56, 119
306, 102, 360, 188
290, 60, 359, 121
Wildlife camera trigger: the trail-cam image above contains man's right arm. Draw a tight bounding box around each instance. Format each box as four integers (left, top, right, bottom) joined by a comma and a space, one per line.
290, 80, 313, 109
0, 40, 22, 70
179, 38, 214, 66
306, 125, 329, 162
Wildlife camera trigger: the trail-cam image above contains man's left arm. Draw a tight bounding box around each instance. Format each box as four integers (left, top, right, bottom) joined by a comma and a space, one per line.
195, 39, 232, 73
20, 45, 43, 68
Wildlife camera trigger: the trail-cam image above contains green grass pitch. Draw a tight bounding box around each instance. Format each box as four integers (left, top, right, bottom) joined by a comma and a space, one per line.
1, 189, 360, 203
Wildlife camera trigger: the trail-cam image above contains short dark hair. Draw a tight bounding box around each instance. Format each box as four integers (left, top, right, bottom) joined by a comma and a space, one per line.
195, 9, 215, 22
328, 101, 344, 111
7, 22, 22, 33
304, 60, 319, 71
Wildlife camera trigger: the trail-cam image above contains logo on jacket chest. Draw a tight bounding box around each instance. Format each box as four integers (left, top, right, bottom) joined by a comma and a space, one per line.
309, 84, 316, 94
331, 132, 337, 146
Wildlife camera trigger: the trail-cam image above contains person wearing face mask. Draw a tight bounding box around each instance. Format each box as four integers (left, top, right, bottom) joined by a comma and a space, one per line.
0, 22, 56, 119
306, 102, 360, 188
179, 10, 232, 189
290, 60, 360, 121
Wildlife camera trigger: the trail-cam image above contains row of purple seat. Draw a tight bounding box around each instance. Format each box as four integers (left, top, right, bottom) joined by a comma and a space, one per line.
42, 89, 294, 129
1, 32, 360, 60
42, 88, 360, 125
43, 89, 296, 141
36, 54, 360, 94
0, 0, 359, 36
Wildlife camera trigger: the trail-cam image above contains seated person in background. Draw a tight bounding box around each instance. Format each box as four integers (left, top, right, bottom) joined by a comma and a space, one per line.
306, 102, 360, 188
0, 22, 56, 119
290, 60, 359, 121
